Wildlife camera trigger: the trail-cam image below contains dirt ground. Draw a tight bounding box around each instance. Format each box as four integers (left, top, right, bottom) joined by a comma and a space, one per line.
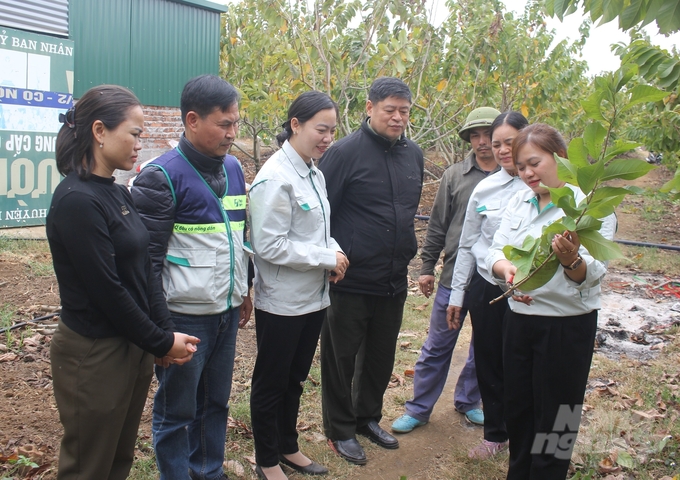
0, 160, 678, 479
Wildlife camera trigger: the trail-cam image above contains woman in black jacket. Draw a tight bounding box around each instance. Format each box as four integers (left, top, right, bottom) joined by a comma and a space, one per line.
47, 85, 199, 480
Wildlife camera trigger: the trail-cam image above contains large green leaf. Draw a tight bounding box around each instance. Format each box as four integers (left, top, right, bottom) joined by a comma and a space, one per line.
578, 229, 625, 261
620, 85, 668, 112
567, 138, 591, 168
601, 158, 656, 181
581, 91, 608, 123
587, 186, 644, 204
549, 186, 583, 217
514, 256, 560, 292
574, 215, 603, 231
555, 154, 578, 184
613, 62, 637, 92
576, 160, 605, 194
601, 0, 625, 24
656, 0, 680, 34
583, 122, 607, 159
603, 140, 641, 161
584, 194, 626, 217
504, 236, 540, 281
619, 0, 647, 30
543, 220, 570, 238
660, 166, 680, 199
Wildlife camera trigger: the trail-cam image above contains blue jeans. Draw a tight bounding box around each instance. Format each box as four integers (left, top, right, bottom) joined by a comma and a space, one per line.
152, 309, 239, 480
404, 284, 481, 422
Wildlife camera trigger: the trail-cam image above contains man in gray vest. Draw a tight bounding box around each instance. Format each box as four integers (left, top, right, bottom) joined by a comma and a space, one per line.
132, 75, 251, 480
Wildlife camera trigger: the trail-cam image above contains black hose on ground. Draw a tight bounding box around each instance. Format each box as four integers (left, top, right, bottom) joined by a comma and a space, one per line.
0, 311, 61, 334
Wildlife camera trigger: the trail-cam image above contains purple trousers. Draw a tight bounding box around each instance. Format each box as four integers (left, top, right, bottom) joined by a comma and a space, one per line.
404, 284, 480, 422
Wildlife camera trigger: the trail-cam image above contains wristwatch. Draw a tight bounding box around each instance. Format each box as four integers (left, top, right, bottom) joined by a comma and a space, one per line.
561, 255, 583, 270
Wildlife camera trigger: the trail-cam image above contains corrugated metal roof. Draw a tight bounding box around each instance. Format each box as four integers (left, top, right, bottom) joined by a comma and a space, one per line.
0, 0, 69, 37
168, 0, 227, 13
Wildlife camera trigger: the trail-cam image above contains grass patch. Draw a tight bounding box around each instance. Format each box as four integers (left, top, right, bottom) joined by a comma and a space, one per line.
0, 303, 17, 351
0, 238, 54, 277
569, 334, 680, 479
611, 245, 680, 276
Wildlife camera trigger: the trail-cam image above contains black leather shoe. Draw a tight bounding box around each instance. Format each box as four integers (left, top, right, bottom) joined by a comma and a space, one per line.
279, 455, 329, 475
328, 438, 367, 465
357, 420, 399, 449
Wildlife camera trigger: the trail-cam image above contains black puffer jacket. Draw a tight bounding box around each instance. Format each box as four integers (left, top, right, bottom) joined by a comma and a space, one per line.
318, 119, 424, 296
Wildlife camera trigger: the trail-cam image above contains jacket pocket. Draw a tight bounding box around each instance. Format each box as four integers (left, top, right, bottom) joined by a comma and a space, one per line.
163, 248, 217, 304
292, 195, 322, 234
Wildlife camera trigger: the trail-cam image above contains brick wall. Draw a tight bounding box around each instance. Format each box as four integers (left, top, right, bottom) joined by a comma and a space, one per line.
141, 105, 184, 161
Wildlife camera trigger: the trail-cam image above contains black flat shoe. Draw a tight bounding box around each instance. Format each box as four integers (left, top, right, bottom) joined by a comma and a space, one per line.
328, 438, 367, 465
357, 420, 399, 449
255, 465, 268, 480
279, 455, 329, 475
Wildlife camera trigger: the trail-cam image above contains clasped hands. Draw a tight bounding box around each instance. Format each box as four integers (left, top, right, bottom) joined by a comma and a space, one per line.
155, 332, 200, 368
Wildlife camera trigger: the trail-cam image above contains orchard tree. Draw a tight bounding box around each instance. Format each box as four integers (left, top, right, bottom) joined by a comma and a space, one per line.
544, 0, 680, 34
222, 0, 594, 171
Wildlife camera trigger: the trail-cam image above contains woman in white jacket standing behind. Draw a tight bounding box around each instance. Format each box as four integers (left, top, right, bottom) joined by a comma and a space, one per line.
248, 91, 349, 480
447, 111, 529, 460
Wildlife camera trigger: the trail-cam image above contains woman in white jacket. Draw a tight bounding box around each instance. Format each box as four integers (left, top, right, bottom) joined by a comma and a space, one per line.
486, 123, 616, 479
447, 111, 529, 460
248, 91, 348, 480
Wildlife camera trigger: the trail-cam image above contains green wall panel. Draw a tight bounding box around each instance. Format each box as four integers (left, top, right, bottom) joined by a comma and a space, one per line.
71, 0, 221, 106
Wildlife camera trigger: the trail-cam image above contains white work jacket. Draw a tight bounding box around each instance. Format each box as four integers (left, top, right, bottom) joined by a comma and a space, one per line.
486, 185, 617, 317
249, 141, 342, 316
449, 168, 529, 307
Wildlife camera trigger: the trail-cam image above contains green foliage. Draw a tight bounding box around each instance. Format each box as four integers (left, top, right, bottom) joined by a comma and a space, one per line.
661, 165, 680, 199
222, 0, 591, 168
504, 65, 664, 293
544, 0, 680, 34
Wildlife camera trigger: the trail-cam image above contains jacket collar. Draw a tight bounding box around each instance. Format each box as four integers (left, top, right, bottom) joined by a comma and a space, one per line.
360, 118, 408, 149
462, 151, 500, 176
178, 135, 224, 174
282, 140, 314, 178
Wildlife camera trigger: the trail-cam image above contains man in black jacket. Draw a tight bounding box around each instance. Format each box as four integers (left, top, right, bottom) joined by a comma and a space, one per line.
318, 77, 424, 465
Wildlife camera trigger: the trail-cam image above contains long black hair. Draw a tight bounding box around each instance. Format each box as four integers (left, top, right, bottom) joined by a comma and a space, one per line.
56, 85, 141, 178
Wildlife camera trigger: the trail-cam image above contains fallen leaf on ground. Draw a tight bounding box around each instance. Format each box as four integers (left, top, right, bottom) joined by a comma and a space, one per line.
598, 455, 622, 474
223, 460, 244, 477
388, 373, 405, 388
0, 353, 17, 362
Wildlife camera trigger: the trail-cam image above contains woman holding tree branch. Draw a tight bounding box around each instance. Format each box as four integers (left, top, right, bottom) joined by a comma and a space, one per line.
486, 123, 617, 480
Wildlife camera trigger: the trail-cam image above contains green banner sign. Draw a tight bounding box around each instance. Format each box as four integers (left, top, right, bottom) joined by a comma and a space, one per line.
0, 26, 74, 228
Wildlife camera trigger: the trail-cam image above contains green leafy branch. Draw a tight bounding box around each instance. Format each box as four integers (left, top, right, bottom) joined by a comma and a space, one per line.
492, 64, 665, 301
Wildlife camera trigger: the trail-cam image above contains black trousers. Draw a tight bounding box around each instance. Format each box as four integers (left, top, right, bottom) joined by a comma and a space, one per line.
468, 271, 508, 443
250, 308, 325, 467
320, 290, 407, 440
503, 309, 597, 480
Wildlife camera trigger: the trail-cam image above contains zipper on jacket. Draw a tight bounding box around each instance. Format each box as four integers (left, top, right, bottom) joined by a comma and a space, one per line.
176, 147, 236, 311
309, 170, 329, 302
